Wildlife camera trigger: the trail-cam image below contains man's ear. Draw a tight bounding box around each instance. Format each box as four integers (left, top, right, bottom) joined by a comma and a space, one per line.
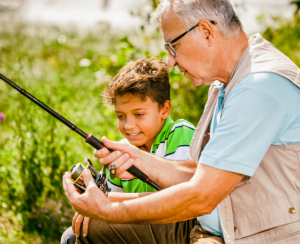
198, 20, 215, 47
161, 100, 171, 119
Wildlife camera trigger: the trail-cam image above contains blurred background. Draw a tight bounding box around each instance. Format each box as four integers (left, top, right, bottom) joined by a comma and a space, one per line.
0, 0, 299, 243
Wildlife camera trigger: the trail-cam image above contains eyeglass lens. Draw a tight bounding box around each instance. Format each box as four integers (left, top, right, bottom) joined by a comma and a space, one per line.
164, 44, 176, 56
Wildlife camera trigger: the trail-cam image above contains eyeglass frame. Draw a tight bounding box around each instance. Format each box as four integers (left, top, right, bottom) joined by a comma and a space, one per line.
164, 20, 217, 57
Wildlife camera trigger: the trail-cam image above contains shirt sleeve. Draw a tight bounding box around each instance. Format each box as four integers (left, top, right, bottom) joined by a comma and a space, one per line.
165, 121, 195, 160
107, 169, 125, 193
200, 76, 290, 176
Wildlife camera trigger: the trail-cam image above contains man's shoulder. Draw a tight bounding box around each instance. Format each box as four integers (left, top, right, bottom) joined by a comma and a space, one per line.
232, 72, 300, 108
238, 72, 296, 92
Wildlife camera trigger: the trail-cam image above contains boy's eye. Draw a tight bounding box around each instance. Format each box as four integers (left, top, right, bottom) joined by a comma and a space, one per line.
117, 115, 124, 119
135, 113, 144, 117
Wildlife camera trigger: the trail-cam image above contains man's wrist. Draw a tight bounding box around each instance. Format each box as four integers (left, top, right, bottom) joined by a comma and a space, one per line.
96, 201, 130, 224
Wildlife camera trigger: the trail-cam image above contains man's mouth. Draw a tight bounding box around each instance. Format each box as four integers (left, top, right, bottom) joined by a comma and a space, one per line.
179, 69, 188, 77
184, 70, 189, 77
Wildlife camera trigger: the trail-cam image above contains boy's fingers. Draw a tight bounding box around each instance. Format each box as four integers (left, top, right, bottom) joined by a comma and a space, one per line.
75, 214, 84, 237
83, 217, 90, 237
72, 212, 79, 233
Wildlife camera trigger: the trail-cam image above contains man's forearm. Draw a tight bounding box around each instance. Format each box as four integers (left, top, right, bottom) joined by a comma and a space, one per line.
141, 153, 197, 188
109, 181, 205, 224
105, 164, 244, 225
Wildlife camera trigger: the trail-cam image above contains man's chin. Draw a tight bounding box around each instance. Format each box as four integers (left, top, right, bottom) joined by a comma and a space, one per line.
190, 78, 205, 87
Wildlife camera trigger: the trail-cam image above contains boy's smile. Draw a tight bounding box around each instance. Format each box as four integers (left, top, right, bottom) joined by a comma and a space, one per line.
115, 95, 170, 152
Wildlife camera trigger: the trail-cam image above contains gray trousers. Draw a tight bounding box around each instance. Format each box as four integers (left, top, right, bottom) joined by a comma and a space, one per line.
61, 219, 224, 244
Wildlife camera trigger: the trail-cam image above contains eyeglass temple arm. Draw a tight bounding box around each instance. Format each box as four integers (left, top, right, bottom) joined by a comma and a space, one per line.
169, 20, 217, 45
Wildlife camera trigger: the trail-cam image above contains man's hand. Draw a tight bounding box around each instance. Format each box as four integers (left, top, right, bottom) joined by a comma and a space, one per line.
63, 169, 112, 221
94, 137, 146, 179
72, 212, 90, 238
96, 137, 197, 188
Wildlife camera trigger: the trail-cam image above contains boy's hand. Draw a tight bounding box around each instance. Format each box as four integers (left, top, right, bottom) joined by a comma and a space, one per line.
94, 137, 145, 179
72, 212, 90, 238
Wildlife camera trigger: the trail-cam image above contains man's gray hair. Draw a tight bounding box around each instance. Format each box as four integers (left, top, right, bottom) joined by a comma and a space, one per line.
151, 0, 243, 39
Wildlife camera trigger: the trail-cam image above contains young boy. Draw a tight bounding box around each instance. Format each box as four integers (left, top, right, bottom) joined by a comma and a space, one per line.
61, 57, 195, 244
104, 57, 195, 193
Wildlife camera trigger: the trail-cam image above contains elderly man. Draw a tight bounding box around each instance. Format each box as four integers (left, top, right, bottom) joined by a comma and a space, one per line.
63, 0, 300, 243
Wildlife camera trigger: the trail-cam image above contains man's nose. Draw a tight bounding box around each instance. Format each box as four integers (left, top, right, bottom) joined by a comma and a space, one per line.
167, 53, 176, 68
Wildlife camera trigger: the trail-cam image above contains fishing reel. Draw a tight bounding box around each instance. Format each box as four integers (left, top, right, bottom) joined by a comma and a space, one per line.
70, 157, 116, 195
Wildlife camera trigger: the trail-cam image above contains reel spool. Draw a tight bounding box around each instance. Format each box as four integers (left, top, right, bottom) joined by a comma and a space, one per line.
70, 157, 116, 194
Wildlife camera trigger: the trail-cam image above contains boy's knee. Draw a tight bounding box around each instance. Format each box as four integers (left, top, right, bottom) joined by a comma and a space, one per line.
61, 227, 76, 244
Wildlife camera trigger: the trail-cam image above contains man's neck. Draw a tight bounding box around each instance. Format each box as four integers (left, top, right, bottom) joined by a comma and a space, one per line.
216, 31, 250, 86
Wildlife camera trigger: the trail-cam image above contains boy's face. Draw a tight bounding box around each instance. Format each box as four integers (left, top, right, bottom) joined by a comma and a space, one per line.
115, 95, 170, 151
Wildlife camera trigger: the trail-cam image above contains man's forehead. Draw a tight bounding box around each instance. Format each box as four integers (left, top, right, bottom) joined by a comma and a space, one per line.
161, 6, 186, 42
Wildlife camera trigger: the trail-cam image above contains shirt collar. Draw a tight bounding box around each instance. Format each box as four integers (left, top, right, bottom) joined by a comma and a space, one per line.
151, 116, 173, 147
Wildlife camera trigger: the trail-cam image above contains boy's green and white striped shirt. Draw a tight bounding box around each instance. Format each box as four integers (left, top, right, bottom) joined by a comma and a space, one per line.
107, 116, 195, 193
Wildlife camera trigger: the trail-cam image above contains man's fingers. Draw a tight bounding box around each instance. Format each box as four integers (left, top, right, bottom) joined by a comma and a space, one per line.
116, 158, 135, 178
63, 172, 72, 200
97, 150, 122, 166
93, 137, 130, 159
82, 169, 96, 188
72, 212, 79, 233
93, 147, 110, 159
63, 172, 81, 203
75, 214, 84, 237
83, 217, 90, 237
101, 136, 129, 151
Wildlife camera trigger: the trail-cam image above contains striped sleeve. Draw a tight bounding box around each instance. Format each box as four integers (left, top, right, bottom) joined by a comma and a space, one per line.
165, 120, 195, 160
107, 169, 125, 193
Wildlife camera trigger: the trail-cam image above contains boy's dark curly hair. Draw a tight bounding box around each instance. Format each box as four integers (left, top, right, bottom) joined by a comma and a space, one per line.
104, 57, 170, 108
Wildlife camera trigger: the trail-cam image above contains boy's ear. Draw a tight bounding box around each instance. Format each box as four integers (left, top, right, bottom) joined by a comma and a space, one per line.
161, 100, 171, 119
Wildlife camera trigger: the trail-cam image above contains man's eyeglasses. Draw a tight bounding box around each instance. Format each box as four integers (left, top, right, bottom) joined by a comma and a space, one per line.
164, 20, 217, 57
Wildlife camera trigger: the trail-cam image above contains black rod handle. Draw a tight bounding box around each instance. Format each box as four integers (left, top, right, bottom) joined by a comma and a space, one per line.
85, 134, 163, 191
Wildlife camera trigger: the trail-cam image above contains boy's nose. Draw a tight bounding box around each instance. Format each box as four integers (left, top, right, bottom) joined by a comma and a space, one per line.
124, 119, 135, 130
167, 53, 176, 68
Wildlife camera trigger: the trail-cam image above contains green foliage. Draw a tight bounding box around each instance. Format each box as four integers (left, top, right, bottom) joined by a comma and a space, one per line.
151, 0, 160, 10
0, 18, 208, 242
291, 1, 300, 15
258, 1, 300, 68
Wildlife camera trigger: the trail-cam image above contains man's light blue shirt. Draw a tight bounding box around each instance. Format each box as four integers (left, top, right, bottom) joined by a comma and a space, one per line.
197, 72, 300, 237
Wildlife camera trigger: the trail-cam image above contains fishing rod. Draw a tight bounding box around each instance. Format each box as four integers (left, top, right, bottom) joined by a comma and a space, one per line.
0, 73, 163, 191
